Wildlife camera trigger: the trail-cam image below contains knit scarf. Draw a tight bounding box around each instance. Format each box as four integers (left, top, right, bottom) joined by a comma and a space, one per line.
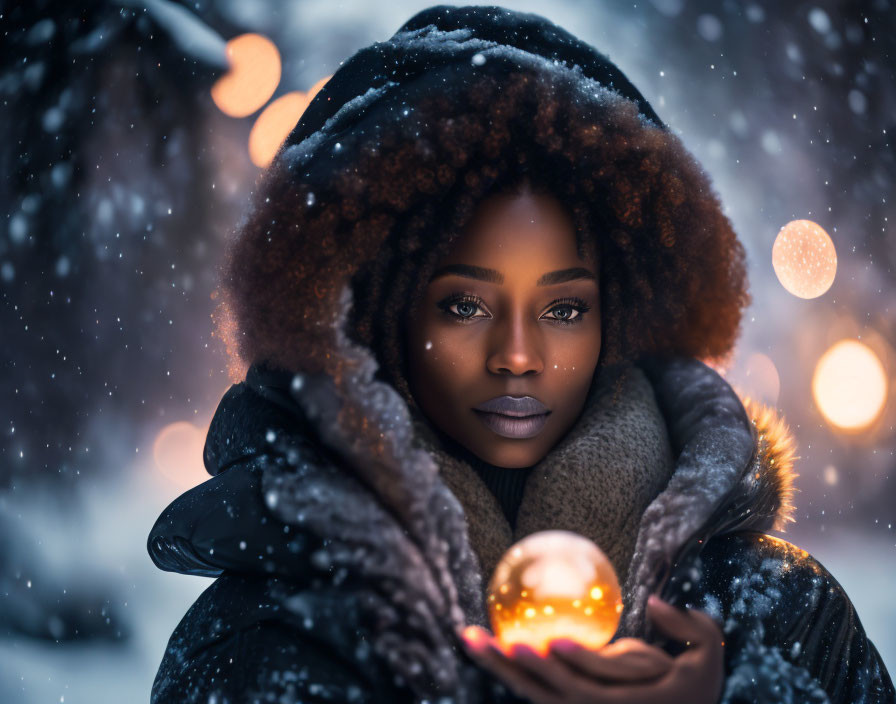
409, 362, 675, 615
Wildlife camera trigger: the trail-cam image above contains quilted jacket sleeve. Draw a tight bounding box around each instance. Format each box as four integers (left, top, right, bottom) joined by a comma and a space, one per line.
680, 530, 895, 704
151, 572, 406, 704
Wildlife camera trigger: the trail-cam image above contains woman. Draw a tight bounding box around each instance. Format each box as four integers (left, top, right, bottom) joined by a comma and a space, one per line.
147, 5, 894, 703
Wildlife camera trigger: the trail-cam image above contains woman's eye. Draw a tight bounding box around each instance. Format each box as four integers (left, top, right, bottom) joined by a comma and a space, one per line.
452, 301, 481, 318
542, 301, 589, 324
438, 295, 489, 321
545, 306, 577, 321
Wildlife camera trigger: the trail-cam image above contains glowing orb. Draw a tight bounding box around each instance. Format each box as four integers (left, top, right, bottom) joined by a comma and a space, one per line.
153, 421, 209, 488
812, 340, 887, 431
487, 530, 622, 655
248, 76, 331, 168
772, 219, 837, 299
211, 34, 281, 117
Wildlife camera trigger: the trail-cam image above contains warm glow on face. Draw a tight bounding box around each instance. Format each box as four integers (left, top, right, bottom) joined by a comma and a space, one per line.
487, 530, 622, 655
248, 76, 331, 168
812, 340, 887, 431
406, 191, 601, 470
772, 219, 837, 299
211, 34, 281, 117
153, 421, 209, 488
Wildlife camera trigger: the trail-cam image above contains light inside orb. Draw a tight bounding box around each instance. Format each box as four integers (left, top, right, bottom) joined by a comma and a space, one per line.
211, 33, 281, 118
487, 530, 622, 656
772, 219, 837, 299
812, 339, 887, 431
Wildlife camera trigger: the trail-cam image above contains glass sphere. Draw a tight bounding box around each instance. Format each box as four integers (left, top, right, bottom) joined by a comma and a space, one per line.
487, 530, 623, 655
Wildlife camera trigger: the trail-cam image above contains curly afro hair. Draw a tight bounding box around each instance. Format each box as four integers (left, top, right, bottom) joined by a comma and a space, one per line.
214, 63, 750, 411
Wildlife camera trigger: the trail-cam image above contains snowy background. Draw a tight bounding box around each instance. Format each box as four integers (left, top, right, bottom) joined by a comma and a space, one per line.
1, 0, 894, 701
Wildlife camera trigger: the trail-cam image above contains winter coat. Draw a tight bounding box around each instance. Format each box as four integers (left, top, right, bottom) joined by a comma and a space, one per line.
148, 355, 894, 704
148, 5, 895, 703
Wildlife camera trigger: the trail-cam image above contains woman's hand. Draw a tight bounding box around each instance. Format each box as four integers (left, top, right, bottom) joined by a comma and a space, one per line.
459, 594, 725, 704
460, 629, 674, 702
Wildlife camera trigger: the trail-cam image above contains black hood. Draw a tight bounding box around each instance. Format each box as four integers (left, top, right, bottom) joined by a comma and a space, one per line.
288, 4, 667, 147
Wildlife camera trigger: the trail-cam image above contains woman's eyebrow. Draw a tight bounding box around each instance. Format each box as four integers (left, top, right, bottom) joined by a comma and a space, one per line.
537, 267, 597, 286
429, 264, 503, 284
429, 264, 596, 286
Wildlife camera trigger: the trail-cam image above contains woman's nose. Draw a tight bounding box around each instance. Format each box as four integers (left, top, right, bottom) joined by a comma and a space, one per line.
485, 315, 544, 376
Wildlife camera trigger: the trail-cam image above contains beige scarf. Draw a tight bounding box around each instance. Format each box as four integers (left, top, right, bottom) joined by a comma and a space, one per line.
411, 363, 675, 610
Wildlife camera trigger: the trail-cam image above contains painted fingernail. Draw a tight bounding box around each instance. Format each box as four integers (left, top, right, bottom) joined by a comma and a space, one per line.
460, 626, 489, 652
510, 643, 538, 658
461, 625, 479, 641
550, 639, 578, 653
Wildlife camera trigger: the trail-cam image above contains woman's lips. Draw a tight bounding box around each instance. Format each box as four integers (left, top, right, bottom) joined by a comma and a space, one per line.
472, 409, 550, 439
473, 395, 549, 416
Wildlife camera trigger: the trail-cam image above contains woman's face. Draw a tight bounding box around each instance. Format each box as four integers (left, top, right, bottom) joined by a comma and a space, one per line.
406, 189, 602, 468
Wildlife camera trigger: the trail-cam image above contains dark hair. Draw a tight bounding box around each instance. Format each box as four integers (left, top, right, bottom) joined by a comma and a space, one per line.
215, 68, 750, 407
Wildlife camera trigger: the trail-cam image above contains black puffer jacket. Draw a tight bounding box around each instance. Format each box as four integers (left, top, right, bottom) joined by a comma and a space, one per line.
148, 5, 894, 703
148, 357, 893, 703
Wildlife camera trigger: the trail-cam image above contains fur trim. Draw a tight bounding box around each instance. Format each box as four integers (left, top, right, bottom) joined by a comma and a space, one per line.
614, 357, 800, 638
738, 394, 799, 533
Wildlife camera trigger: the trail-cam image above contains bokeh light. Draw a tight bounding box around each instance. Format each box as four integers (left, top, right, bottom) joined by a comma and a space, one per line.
727, 352, 781, 406
211, 33, 281, 117
153, 421, 209, 488
772, 219, 838, 299
824, 464, 839, 485
248, 75, 331, 168
487, 530, 622, 655
812, 340, 887, 431
745, 352, 781, 405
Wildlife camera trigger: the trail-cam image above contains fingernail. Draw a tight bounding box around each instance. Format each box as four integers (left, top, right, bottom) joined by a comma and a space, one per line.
509, 643, 537, 658
459, 626, 486, 652
550, 639, 577, 653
